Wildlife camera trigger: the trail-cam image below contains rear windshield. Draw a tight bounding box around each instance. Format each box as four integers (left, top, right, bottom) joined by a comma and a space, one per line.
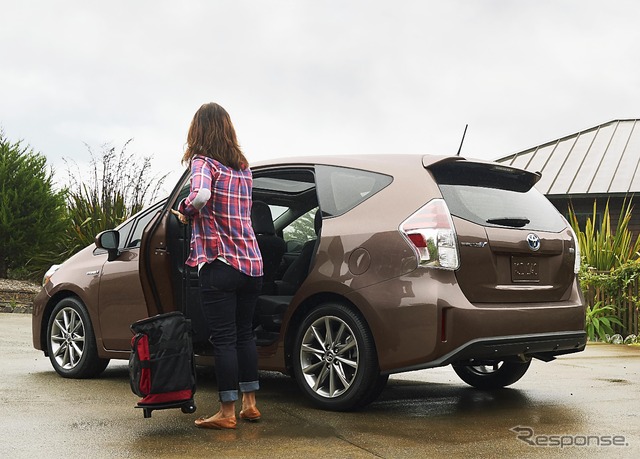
431, 162, 565, 232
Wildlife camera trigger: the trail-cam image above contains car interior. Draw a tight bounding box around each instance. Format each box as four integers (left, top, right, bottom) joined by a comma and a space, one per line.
166, 167, 321, 351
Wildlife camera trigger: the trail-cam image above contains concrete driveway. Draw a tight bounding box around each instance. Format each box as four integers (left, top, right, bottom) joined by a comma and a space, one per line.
1, 313, 638, 458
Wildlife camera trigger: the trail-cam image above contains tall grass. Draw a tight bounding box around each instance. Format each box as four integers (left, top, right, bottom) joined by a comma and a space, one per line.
568, 198, 640, 271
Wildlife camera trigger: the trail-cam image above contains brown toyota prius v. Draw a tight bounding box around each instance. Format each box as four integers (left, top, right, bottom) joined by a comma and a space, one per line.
33, 154, 587, 411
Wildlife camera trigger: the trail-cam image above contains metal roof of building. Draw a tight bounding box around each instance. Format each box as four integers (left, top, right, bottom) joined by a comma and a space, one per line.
495, 119, 640, 197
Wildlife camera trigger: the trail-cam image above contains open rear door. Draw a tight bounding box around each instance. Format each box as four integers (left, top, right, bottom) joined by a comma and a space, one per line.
139, 207, 176, 316
139, 171, 211, 348
139, 170, 191, 316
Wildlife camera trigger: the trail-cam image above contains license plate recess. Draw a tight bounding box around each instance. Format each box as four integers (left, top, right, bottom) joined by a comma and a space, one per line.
511, 256, 539, 283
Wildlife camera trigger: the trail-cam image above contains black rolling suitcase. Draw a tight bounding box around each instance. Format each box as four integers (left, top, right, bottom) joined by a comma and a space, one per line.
129, 311, 197, 418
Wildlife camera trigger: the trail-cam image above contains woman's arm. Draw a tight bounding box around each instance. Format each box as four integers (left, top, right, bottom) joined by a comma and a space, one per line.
178, 157, 213, 216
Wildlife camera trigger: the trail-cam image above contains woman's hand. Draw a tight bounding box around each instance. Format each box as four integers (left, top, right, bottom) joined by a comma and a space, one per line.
171, 208, 189, 224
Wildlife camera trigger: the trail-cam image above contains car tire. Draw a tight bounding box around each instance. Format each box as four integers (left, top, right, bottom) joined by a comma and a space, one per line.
46, 297, 110, 379
292, 303, 380, 411
358, 373, 389, 407
452, 359, 531, 390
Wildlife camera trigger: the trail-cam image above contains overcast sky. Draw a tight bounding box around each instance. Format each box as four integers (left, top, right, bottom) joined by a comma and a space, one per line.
2, 0, 639, 194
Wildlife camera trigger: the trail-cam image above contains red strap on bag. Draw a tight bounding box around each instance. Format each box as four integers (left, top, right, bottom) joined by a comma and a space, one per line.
138, 390, 193, 405
133, 334, 151, 396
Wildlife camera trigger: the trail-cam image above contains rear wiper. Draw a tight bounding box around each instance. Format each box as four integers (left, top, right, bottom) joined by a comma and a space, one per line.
486, 217, 530, 228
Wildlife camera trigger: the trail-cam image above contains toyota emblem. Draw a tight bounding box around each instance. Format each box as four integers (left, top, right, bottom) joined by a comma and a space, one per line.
527, 233, 541, 252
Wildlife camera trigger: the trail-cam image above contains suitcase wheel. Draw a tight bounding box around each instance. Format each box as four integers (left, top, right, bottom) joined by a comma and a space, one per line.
181, 402, 197, 414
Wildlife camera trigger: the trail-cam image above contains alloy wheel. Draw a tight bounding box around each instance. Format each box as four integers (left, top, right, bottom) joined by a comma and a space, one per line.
299, 315, 359, 398
468, 361, 504, 374
50, 306, 86, 370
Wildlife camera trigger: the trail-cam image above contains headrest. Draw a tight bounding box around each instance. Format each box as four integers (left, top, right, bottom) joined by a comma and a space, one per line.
251, 201, 276, 235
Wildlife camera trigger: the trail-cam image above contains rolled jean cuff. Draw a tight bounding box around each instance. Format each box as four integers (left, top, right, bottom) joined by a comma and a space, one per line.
219, 390, 238, 403
239, 381, 260, 393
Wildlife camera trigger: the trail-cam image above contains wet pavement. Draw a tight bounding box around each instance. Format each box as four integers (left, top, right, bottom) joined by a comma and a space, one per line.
1, 312, 639, 458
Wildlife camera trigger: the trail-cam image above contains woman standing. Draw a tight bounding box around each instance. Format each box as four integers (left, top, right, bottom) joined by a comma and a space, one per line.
172, 103, 263, 430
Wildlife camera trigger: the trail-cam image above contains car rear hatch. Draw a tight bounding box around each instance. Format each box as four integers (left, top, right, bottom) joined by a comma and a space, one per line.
426, 158, 577, 304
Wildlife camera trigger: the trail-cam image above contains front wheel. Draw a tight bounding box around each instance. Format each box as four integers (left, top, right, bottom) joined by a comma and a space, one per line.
452, 359, 531, 390
47, 297, 110, 378
292, 303, 380, 411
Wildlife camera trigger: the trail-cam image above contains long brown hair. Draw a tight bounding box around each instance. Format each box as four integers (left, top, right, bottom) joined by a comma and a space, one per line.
182, 103, 248, 170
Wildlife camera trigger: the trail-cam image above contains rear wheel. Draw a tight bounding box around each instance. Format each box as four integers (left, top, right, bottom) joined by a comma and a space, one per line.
47, 297, 110, 378
359, 373, 389, 406
292, 303, 380, 411
452, 359, 531, 390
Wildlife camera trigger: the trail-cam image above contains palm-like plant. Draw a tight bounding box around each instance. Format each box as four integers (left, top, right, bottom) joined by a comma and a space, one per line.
59, 141, 168, 259
63, 184, 131, 257
568, 198, 640, 271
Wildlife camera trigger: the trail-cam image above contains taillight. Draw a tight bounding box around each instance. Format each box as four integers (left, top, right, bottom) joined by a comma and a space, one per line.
562, 216, 581, 274
400, 199, 460, 270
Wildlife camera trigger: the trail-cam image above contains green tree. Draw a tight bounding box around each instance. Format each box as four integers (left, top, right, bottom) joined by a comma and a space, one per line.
61, 140, 168, 258
0, 132, 67, 279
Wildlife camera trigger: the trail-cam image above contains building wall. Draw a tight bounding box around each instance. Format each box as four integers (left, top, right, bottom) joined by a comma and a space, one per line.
547, 196, 640, 236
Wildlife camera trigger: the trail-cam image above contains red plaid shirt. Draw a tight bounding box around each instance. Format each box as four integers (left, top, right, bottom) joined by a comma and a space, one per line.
179, 156, 263, 277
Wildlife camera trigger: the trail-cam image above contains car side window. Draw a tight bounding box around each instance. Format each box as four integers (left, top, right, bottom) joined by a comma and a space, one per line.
315, 165, 392, 217
126, 204, 163, 249
117, 220, 134, 249
269, 205, 288, 220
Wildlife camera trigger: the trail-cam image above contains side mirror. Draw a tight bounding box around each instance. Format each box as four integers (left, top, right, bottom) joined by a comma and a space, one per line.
95, 230, 120, 262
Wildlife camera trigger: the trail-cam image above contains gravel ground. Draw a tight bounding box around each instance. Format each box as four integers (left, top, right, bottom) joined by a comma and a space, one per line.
0, 278, 40, 313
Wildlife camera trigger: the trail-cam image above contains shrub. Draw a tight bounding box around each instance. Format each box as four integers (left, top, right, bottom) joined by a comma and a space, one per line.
0, 132, 68, 279
585, 301, 623, 342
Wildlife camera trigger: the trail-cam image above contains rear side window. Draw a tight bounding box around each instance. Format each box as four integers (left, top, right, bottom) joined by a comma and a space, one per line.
431, 162, 565, 232
316, 165, 392, 217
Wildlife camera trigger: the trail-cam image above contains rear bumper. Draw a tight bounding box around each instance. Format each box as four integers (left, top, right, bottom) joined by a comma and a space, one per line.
384, 330, 587, 375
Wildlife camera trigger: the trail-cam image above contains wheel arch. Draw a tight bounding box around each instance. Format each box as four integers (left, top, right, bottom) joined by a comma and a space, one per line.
45, 293, 110, 378
283, 292, 380, 375
40, 291, 87, 357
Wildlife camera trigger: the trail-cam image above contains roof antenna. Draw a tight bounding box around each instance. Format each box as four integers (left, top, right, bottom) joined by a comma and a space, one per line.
456, 124, 468, 156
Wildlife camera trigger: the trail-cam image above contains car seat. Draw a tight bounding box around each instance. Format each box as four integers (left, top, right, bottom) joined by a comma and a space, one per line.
251, 201, 286, 294
254, 211, 323, 335
275, 210, 322, 295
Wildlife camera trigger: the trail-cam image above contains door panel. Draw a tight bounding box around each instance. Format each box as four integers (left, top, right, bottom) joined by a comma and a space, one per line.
98, 249, 148, 351
139, 209, 176, 315
139, 172, 211, 347
164, 203, 210, 347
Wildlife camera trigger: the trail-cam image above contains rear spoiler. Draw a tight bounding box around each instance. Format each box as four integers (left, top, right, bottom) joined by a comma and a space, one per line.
422, 155, 542, 192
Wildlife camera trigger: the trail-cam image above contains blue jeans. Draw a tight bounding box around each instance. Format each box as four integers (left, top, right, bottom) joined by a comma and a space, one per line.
198, 260, 263, 403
